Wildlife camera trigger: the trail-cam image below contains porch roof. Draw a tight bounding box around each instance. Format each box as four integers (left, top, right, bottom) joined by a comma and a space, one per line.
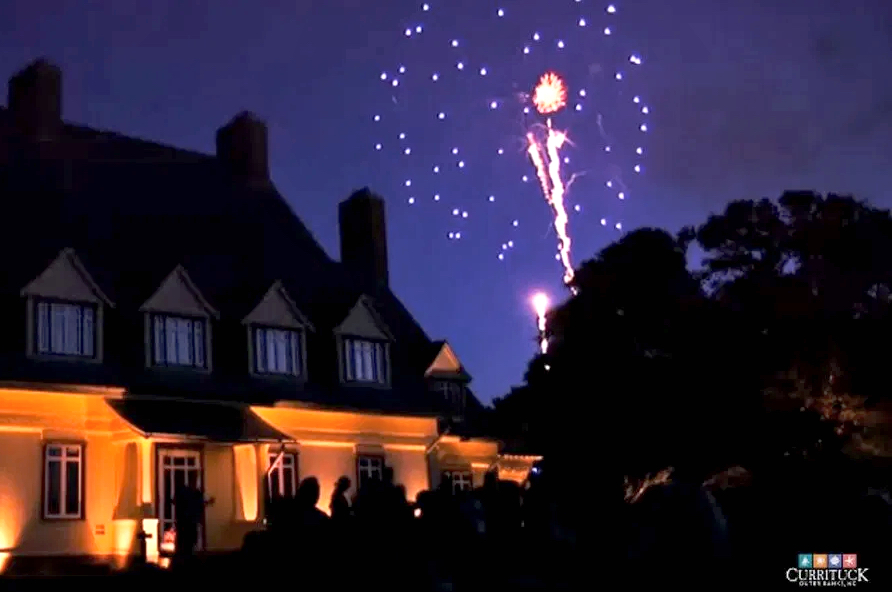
106, 397, 293, 443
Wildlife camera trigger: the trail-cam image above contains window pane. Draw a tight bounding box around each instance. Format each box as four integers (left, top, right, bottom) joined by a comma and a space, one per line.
65, 460, 80, 516
255, 329, 266, 373
376, 344, 385, 383
265, 330, 277, 372
46, 460, 61, 515
370, 343, 378, 381
277, 331, 290, 373
64, 305, 79, 354
51, 305, 66, 353
176, 319, 193, 366
352, 341, 364, 380
165, 318, 178, 363
37, 302, 50, 353
344, 340, 354, 380
361, 342, 373, 380
154, 316, 165, 363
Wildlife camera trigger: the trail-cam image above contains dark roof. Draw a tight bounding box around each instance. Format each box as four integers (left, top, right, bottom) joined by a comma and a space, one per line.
107, 397, 291, 443
0, 92, 485, 418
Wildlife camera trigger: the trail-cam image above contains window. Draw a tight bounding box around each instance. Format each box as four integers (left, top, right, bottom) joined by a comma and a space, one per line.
267, 452, 298, 498
152, 315, 206, 368
343, 338, 388, 384
357, 455, 384, 489
435, 381, 466, 414
43, 443, 84, 519
35, 301, 96, 358
254, 327, 302, 376
446, 471, 473, 493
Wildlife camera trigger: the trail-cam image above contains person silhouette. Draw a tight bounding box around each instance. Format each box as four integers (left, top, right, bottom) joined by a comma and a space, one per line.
330, 476, 352, 524
173, 483, 204, 568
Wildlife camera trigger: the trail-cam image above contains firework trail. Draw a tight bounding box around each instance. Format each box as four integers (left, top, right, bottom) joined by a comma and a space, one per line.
526, 72, 577, 292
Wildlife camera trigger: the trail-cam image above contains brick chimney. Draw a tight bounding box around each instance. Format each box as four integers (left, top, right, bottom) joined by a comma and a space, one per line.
8, 59, 62, 141
215, 111, 269, 186
339, 188, 390, 290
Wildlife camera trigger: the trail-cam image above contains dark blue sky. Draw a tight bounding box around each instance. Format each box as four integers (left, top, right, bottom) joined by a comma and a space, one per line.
2, 0, 890, 402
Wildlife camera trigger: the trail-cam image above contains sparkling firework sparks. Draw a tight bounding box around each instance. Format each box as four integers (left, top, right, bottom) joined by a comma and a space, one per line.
372, 1, 648, 281
531, 292, 550, 353
526, 72, 576, 288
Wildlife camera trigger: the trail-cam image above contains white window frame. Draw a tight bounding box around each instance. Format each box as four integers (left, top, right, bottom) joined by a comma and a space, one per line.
267, 452, 298, 498
448, 470, 473, 493
151, 314, 208, 369
34, 300, 97, 358
43, 443, 84, 520
253, 326, 303, 377
342, 337, 389, 385
357, 455, 384, 488
435, 381, 466, 413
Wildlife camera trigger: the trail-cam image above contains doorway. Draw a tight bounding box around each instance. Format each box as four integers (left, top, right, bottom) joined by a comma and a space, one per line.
157, 448, 203, 553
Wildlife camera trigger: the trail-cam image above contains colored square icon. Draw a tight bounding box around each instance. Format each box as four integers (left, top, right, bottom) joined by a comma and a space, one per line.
813, 554, 828, 569
828, 554, 842, 569
798, 554, 813, 568
843, 554, 858, 568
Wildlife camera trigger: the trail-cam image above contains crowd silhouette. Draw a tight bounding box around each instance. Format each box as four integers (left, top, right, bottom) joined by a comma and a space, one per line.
201, 464, 557, 588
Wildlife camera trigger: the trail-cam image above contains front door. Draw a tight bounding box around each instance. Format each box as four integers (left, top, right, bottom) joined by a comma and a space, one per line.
158, 448, 203, 553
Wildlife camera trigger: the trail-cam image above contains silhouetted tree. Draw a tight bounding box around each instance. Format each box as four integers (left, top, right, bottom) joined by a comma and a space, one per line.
693, 191, 892, 466
494, 192, 892, 491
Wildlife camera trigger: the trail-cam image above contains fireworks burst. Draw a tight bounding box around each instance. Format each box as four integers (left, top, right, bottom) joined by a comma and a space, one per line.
371, 1, 649, 280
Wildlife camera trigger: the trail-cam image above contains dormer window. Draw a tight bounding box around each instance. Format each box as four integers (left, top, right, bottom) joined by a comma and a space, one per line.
21, 248, 113, 362
140, 266, 217, 372
343, 338, 389, 384
335, 296, 394, 387
424, 342, 472, 417
35, 300, 96, 358
253, 327, 302, 376
151, 315, 206, 368
243, 282, 312, 379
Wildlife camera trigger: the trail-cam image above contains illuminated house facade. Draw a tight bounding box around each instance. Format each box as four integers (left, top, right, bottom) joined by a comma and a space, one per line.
0, 60, 538, 573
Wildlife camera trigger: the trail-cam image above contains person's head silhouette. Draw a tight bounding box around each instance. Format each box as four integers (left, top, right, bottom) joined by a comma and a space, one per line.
298, 477, 321, 507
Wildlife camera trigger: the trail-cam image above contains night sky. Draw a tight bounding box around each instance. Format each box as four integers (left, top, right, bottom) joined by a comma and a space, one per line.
2, 0, 890, 402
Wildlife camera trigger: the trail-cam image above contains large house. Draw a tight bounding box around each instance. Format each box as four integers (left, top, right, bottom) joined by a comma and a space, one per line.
0, 59, 538, 573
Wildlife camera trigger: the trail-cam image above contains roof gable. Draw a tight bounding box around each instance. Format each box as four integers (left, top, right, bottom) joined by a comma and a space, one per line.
426, 342, 461, 374
139, 265, 218, 318
335, 295, 394, 340
425, 341, 471, 380
242, 281, 314, 330
20, 247, 113, 306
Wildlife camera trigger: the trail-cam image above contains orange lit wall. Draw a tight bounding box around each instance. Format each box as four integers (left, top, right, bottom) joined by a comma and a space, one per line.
0, 387, 535, 571
252, 404, 439, 508
496, 454, 542, 484
0, 387, 138, 572
430, 437, 539, 487
432, 436, 500, 488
